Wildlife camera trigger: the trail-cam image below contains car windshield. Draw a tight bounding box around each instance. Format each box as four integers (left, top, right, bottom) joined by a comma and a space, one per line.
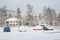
41, 25, 45, 27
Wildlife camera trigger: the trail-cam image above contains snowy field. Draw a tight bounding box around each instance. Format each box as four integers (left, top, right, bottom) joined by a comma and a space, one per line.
0, 27, 60, 40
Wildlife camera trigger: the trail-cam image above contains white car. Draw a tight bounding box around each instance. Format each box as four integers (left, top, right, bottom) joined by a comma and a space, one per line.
40, 25, 54, 30
19, 26, 28, 32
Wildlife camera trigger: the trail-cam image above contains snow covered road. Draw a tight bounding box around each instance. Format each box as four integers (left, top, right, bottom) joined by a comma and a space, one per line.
0, 31, 60, 40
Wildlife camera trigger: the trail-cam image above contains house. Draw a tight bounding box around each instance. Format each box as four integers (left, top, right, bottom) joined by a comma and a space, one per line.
5, 17, 23, 27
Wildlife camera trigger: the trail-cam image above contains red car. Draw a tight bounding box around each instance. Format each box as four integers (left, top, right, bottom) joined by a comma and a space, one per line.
33, 26, 43, 30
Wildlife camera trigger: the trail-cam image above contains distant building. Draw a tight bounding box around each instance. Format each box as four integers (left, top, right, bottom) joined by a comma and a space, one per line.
5, 17, 23, 27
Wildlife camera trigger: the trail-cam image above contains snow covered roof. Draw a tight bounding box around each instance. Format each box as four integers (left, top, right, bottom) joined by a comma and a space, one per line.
6, 17, 20, 21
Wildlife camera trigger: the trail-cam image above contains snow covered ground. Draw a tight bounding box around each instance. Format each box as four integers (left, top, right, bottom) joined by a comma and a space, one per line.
0, 27, 60, 40
0, 31, 60, 40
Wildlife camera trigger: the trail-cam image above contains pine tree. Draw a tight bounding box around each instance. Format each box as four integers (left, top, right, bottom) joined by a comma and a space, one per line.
17, 8, 21, 18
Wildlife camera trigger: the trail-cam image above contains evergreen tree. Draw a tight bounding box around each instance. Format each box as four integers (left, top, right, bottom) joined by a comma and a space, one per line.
17, 8, 21, 18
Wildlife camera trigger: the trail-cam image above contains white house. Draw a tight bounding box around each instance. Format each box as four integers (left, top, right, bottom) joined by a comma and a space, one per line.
5, 17, 23, 27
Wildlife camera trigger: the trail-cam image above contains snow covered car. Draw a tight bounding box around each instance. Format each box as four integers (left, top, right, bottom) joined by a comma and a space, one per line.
33, 26, 43, 30
3, 27, 10, 32
40, 25, 53, 30
19, 26, 28, 32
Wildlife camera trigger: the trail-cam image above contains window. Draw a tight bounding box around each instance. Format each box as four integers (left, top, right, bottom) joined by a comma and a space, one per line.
20, 21, 22, 23
6, 21, 9, 23
13, 24, 15, 26
16, 21, 18, 23
20, 24, 22, 25
10, 21, 12, 23
26, 22, 29, 25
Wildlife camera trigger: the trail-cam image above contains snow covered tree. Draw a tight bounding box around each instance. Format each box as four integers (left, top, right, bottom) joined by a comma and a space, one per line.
39, 13, 42, 20
27, 4, 33, 14
42, 7, 57, 25
17, 8, 21, 18
25, 4, 34, 26
51, 9, 57, 26
2, 5, 7, 18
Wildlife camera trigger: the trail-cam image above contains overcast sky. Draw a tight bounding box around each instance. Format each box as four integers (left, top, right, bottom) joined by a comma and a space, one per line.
0, 0, 60, 12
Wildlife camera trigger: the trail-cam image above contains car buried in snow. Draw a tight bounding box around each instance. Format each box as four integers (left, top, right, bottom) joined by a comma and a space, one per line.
3, 26, 10, 32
